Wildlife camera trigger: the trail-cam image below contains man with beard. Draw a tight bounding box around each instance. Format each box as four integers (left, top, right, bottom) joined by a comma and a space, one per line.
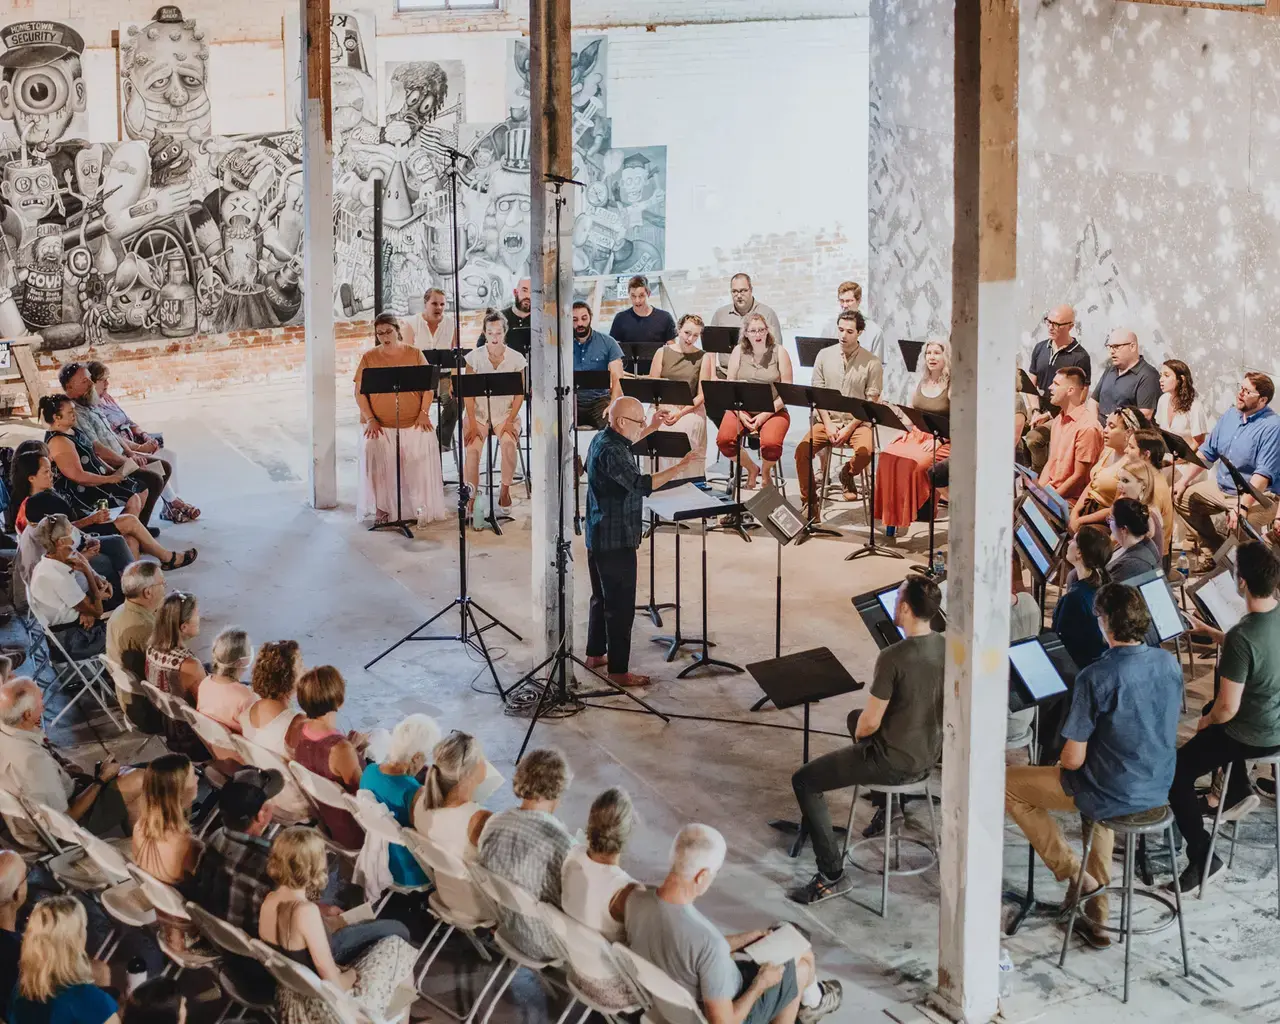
709, 273, 784, 379
477, 277, 532, 347
571, 301, 623, 430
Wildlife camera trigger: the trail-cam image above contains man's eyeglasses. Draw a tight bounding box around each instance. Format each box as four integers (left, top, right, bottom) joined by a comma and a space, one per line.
616, 415, 645, 426
1239, 386, 1260, 397
1105, 340, 1135, 351
1044, 317, 1074, 329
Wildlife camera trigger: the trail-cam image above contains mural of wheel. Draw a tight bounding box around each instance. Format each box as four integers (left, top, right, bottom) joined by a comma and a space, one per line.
127, 225, 193, 290
196, 267, 225, 315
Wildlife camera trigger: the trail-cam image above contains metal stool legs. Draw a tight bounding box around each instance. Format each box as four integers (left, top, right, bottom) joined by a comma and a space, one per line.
839, 781, 940, 918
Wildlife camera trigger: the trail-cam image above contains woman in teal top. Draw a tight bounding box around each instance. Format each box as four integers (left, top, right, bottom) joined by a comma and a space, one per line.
9, 897, 118, 1024
358, 714, 441, 887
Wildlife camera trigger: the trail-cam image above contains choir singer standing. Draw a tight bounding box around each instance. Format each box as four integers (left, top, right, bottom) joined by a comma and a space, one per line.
584, 397, 698, 689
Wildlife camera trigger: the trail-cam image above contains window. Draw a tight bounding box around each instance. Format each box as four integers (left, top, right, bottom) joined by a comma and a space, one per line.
398, 0, 502, 10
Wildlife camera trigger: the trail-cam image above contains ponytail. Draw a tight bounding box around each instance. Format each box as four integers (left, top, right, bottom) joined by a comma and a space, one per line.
37, 393, 69, 425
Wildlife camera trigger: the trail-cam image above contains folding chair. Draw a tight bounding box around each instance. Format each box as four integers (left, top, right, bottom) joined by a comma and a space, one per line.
185, 903, 279, 1023
126, 864, 221, 979
349, 789, 433, 914
35, 613, 125, 733
232, 735, 313, 826
30, 798, 118, 894
72, 825, 155, 962
537, 901, 643, 1024
104, 655, 160, 733
286, 760, 363, 852
251, 936, 407, 1024
19, 610, 55, 688
0, 773, 60, 855
611, 942, 710, 1024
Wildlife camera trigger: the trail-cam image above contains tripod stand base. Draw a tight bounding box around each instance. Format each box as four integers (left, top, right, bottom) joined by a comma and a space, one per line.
769, 818, 848, 859
652, 634, 711, 662
636, 601, 677, 628
794, 522, 842, 546
368, 519, 414, 539
481, 509, 515, 535
708, 514, 757, 543
676, 652, 743, 678
846, 541, 905, 562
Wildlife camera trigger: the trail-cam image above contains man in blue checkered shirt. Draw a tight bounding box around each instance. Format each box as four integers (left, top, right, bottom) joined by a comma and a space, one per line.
584, 396, 697, 688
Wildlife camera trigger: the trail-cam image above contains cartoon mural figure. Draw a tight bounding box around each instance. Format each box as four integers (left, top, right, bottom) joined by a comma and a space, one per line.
120, 6, 211, 142
0, 21, 87, 154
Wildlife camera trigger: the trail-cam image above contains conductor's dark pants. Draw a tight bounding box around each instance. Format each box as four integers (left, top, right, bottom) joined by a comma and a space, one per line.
586, 546, 638, 674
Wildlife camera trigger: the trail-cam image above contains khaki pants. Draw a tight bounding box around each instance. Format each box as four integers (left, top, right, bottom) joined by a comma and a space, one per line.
1005, 765, 1112, 925
1025, 425, 1051, 473
1175, 474, 1274, 552
465, 423, 518, 489
795, 421, 873, 503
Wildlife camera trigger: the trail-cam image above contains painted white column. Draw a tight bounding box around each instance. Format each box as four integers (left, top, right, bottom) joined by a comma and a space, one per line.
300, 0, 337, 510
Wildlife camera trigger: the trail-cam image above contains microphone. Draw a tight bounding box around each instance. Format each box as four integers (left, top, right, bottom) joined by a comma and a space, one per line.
544, 172, 587, 186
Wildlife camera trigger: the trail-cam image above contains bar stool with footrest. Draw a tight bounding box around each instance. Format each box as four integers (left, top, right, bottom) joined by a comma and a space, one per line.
840, 774, 940, 918
1200, 752, 1280, 911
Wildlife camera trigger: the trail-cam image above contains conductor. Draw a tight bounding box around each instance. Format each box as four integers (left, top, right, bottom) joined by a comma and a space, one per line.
585, 396, 698, 688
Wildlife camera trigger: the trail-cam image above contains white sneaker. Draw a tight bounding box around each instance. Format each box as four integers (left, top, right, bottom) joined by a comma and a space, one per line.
1224, 793, 1261, 822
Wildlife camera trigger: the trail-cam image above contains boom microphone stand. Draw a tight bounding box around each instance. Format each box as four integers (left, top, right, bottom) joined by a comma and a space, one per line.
364, 147, 521, 696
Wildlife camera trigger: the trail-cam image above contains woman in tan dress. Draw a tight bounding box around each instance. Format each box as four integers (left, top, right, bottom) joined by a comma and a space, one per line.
646, 313, 710, 481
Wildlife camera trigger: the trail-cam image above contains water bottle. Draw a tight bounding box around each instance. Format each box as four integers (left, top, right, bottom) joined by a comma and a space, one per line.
415, 506, 428, 529
472, 494, 488, 530
1177, 551, 1190, 581
997, 947, 1014, 999
932, 550, 946, 577
126, 956, 147, 995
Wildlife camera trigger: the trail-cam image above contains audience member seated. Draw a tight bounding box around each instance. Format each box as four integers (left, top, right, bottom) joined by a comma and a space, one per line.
290, 666, 366, 849
240, 639, 304, 756
647, 313, 710, 482
1092, 329, 1161, 419
259, 827, 413, 1023
625, 823, 842, 1023
86, 361, 200, 523
144, 591, 210, 761
0, 678, 141, 842
716, 313, 793, 490
412, 730, 492, 861
1156, 359, 1208, 447
1107, 498, 1161, 582
477, 747, 574, 961
119, 977, 184, 1024
59, 363, 171, 528
874, 339, 951, 532
1052, 527, 1111, 670
197, 627, 256, 731
0, 849, 27, 1022
359, 713, 441, 888
1113, 457, 1167, 556
132, 753, 200, 892
28, 514, 111, 658
1005, 584, 1181, 949
789, 576, 945, 904
190, 768, 284, 933
1174, 372, 1280, 568
462, 312, 527, 515
107, 560, 165, 683
10, 896, 116, 1024
563, 786, 638, 943
1039, 367, 1103, 503
795, 310, 881, 513
1169, 540, 1280, 893
1067, 409, 1138, 534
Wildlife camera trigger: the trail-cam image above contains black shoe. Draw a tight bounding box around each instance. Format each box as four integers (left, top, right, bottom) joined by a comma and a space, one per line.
787, 871, 852, 906
1258, 776, 1276, 798
862, 805, 904, 839
1172, 855, 1225, 895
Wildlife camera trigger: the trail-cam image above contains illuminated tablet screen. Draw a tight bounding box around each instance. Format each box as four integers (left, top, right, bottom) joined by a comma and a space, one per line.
1023, 499, 1059, 553
1009, 638, 1067, 701
1016, 525, 1050, 577
875, 585, 906, 639
1140, 578, 1184, 642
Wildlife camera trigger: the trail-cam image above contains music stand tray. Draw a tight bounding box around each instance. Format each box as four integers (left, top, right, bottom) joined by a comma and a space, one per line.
616, 342, 664, 375
359, 363, 440, 538
794, 336, 837, 368
621, 378, 696, 407
1221, 455, 1274, 509
897, 339, 925, 374
1159, 429, 1206, 470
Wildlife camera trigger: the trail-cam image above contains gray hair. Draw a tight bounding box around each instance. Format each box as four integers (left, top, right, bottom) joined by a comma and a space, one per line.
586, 787, 636, 857
511, 747, 571, 803
669, 823, 726, 880
211, 628, 252, 677
121, 558, 162, 599
385, 714, 441, 768
32, 514, 72, 555
0, 678, 39, 728
421, 731, 483, 811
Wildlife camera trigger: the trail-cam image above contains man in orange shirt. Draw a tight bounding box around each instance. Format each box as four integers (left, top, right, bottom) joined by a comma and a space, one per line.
1039, 366, 1103, 501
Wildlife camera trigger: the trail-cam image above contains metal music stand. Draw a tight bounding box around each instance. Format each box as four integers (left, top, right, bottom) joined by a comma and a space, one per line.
1016, 368, 1041, 397
359, 363, 439, 539
1220, 454, 1274, 524
615, 342, 664, 377
898, 405, 950, 575
746, 647, 863, 857
795, 336, 836, 368
775, 381, 853, 543
701, 379, 775, 542
571, 369, 616, 535
629, 429, 693, 632
844, 397, 910, 561
744, 485, 806, 663
700, 325, 740, 360
897, 339, 925, 374
456, 369, 526, 536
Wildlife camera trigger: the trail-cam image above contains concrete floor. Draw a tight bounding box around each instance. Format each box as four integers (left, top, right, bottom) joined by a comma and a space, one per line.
19, 379, 1280, 1023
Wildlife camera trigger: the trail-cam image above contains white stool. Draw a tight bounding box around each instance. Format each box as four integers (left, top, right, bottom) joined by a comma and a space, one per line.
1203, 752, 1280, 912
840, 776, 939, 917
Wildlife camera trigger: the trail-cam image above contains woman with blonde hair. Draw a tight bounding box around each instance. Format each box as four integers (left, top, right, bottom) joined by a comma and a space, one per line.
131, 753, 200, 887
144, 592, 208, 761
196, 627, 255, 731
561, 786, 638, 943
412, 730, 493, 860
874, 339, 952, 532
1114, 457, 1167, 556
239, 639, 304, 755
11, 896, 118, 1024
359, 714, 440, 887
715, 312, 793, 489
1067, 408, 1141, 535
647, 312, 710, 481
259, 827, 414, 1024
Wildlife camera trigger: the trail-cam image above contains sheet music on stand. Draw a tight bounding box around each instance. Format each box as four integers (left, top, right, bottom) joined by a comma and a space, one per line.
644, 481, 741, 521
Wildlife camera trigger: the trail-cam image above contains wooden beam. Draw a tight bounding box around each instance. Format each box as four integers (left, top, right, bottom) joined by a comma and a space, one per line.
979, 0, 1017, 283
300, 0, 337, 509
529, 0, 576, 664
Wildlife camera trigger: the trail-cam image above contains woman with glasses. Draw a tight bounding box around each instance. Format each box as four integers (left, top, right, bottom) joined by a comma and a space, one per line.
714, 312, 793, 490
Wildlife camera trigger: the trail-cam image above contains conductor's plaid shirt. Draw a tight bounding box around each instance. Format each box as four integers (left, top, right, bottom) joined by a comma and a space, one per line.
585, 426, 652, 551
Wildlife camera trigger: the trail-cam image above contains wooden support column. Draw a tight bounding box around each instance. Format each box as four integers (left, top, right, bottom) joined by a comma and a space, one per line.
300, 0, 337, 509
529, 0, 575, 663
933, 2, 1018, 1021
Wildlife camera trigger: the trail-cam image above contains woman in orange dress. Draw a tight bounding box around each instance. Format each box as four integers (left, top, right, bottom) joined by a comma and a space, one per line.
874, 340, 951, 532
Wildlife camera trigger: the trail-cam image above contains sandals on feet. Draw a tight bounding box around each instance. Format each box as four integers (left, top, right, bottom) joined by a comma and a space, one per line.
162, 548, 198, 570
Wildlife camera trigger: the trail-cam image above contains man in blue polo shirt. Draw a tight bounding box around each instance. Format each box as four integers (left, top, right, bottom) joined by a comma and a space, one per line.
572, 301, 623, 430
1174, 371, 1280, 564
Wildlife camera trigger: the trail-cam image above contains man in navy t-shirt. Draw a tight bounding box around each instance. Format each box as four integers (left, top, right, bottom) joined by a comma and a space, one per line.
572, 301, 623, 430
608, 274, 677, 372
1005, 583, 1181, 948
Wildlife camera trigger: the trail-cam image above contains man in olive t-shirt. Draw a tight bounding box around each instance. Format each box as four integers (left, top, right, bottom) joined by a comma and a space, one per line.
789, 577, 945, 904
1170, 540, 1280, 893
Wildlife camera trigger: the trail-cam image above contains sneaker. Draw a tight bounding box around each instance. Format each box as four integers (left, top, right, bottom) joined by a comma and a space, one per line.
797, 980, 844, 1022
1223, 793, 1261, 822
1172, 855, 1225, 895
787, 871, 852, 906
862, 805, 904, 839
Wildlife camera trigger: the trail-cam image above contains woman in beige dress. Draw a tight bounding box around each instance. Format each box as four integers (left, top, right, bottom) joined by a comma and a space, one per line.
646, 313, 710, 481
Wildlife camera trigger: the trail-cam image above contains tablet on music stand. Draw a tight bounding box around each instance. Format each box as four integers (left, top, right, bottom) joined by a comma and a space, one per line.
1008, 636, 1069, 704
1014, 522, 1053, 584
1017, 369, 1041, 396
1020, 494, 1062, 555
1128, 569, 1187, 644
1188, 567, 1248, 632
700, 326, 740, 354
898, 339, 925, 374
795, 336, 836, 368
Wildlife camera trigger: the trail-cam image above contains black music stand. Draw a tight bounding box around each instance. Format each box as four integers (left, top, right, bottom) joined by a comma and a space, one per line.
571, 369, 616, 535
629, 429, 692, 630
844, 397, 909, 561
897, 339, 925, 374
795, 336, 836, 369
1221, 454, 1274, 528
456, 369, 525, 536
1016, 368, 1040, 397
1160, 429, 1206, 560
898, 405, 950, 575
359, 363, 439, 539
747, 647, 863, 857
616, 342, 663, 377
700, 325, 740, 360
775, 382, 851, 543
701, 379, 776, 543
745, 485, 806, 666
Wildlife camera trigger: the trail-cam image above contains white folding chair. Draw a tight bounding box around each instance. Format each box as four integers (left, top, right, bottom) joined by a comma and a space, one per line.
611, 943, 710, 1024
72, 825, 155, 962
0, 774, 59, 855
537, 901, 642, 1024
349, 790, 433, 914
36, 613, 125, 733
232, 735, 313, 825
126, 864, 220, 979
184, 903, 279, 1022
30, 799, 117, 894
250, 936, 401, 1024
180, 705, 240, 761
286, 760, 363, 850
139, 679, 189, 732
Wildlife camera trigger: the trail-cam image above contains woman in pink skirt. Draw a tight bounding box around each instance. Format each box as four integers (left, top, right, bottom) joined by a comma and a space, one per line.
874, 339, 951, 532
353, 314, 448, 525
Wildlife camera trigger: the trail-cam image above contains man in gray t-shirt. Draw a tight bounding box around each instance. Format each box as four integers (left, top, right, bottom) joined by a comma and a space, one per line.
623, 824, 841, 1023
